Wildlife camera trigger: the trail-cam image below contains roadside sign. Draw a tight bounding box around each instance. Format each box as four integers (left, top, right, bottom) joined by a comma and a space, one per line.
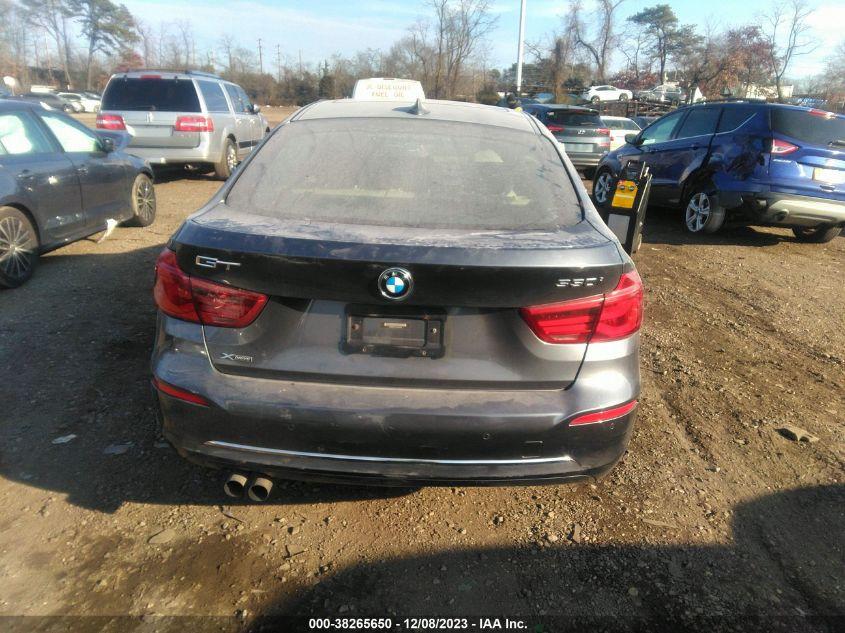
352, 78, 425, 101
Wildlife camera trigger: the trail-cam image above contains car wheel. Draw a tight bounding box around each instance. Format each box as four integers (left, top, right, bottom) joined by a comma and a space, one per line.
591, 96, 600, 104
619, 93, 629, 102
684, 189, 725, 234
0, 206, 39, 288
125, 173, 157, 227
214, 138, 238, 180
592, 168, 615, 208
791, 225, 842, 243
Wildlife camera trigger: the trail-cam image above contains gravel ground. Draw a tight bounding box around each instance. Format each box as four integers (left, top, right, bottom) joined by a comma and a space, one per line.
0, 109, 842, 632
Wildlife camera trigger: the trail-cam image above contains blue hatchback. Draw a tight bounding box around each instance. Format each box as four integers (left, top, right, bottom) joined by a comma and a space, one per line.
593, 102, 845, 243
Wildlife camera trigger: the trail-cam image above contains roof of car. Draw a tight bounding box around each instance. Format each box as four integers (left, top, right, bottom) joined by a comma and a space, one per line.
0, 98, 44, 112
601, 115, 635, 121
294, 98, 538, 133
525, 103, 599, 114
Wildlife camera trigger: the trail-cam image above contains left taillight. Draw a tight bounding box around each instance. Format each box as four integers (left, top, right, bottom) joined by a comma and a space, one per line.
174, 115, 214, 132
520, 270, 643, 344
96, 113, 125, 130
597, 127, 611, 136
153, 248, 267, 328
770, 138, 799, 155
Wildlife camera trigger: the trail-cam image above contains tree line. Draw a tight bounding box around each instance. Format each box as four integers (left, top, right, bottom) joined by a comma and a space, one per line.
0, 0, 842, 108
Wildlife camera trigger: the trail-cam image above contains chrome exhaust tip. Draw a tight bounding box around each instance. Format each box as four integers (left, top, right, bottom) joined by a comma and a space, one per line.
223, 472, 249, 498
247, 476, 273, 502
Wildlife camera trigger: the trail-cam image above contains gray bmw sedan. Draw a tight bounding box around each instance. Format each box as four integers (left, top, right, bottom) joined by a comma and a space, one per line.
151, 86, 642, 497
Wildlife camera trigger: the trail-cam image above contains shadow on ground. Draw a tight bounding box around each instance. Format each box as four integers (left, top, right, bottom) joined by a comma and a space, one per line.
0, 244, 411, 512
243, 484, 843, 633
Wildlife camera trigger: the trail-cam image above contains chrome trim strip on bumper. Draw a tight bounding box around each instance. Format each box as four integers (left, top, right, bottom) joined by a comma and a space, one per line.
204, 440, 574, 466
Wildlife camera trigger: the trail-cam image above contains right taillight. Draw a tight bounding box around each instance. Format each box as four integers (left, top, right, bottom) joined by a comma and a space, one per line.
96, 113, 125, 130
153, 248, 267, 328
174, 115, 214, 132
546, 124, 565, 133
771, 138, 799, 155
520, 270, 643, 344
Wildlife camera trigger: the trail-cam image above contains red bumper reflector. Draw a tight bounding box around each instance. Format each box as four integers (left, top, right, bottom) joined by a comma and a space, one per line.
569, 400, 638, 426
152, 377, 210, 407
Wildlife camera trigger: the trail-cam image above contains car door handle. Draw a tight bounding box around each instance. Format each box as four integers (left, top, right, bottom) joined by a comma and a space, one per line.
16, 169, 34, 181
76, 165, 88, 176
690, 143, 700, 150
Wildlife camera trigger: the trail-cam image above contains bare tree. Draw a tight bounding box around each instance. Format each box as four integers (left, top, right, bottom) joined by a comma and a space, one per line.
20, 0, 74, 86
135, 20, 156, 67
764, 0, 816, 102
571, 0, 626, 83
420, 0, 497, 98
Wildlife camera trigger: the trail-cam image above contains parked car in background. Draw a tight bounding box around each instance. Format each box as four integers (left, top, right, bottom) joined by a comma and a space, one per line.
0, 87, 11, 98
632, 115, 658, 129
523, 104, 611, 174
601, 116, 641, 151
0, 100, 156, 287
635, 84, 687, 104
19, 92, 76, 112
58, 91, 100, 112
593, 102, 845, 242
151, 90, 643, 493
97, 70, 270, 180
581, 85, 633, 103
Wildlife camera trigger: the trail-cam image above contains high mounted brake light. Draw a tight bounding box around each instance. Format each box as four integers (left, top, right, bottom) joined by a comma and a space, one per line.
520, 270, 643, 344
153, 249, 267, 328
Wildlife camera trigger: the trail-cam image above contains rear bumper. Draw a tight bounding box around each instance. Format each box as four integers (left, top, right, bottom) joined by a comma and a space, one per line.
152, 316, 640, 486
563, 153, 606, 168
725, 190, 845, 227
126, 145, 219, 165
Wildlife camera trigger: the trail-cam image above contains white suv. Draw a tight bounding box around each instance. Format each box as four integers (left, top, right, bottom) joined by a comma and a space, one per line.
97, 70, 269, 180
581, 85, 633, 103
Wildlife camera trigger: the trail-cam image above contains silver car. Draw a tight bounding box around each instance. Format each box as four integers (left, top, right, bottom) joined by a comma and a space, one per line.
97, 70, 269, 179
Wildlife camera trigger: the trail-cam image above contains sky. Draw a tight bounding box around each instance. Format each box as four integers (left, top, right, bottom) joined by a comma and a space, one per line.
119, 0, 843, 79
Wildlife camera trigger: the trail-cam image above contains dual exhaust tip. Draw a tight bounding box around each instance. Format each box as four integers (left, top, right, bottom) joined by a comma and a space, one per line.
224, 472, 273, 502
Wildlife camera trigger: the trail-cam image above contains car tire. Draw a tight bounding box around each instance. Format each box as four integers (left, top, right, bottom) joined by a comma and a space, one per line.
214, 138, 238, 180
0, 206, 39, 288
791, 225, 842, 243
125, 173, 157, 227
619, 93, 629, 102
592, 168, 615, 208
591, 96, 600, 104
684, 188, 725, 234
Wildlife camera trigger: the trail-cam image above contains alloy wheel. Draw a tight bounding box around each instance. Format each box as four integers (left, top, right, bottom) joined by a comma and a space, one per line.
685, 192, 711, 232
227, 145, 238, 172
135, 178, 155, 223
0, 216, 36, 282
594, 171, 613, 205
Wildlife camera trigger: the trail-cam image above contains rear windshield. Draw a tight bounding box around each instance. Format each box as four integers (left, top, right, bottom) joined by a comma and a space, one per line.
545, 110, 602, 126
101, 78, 200, 112
771, 108, 845, 146
227, 118, 581, 231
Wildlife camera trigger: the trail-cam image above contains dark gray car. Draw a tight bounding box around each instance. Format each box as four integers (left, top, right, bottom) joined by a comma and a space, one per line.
522, 104, 611, 174
151, 97, 642, 496
0, 100, 155, 288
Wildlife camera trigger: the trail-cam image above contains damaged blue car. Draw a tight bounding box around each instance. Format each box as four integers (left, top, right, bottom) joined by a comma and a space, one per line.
593, 101, 845, 243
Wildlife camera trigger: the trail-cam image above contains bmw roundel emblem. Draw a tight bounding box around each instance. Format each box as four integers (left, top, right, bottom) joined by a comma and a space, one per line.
378, 267, 413, 301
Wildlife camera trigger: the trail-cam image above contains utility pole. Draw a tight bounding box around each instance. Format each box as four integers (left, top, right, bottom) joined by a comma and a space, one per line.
258, 38, 264, 74
298, 49, 303, 78
516, 0, 526, 94
276, 45, 282, 82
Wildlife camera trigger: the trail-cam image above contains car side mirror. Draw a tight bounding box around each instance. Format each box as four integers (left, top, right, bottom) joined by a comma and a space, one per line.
624, 133, 640, 146
99, 137, 115, 153
251, 104, 261, 114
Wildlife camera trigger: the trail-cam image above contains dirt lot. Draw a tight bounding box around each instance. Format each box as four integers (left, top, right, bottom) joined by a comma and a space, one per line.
0, 109, 842, 632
